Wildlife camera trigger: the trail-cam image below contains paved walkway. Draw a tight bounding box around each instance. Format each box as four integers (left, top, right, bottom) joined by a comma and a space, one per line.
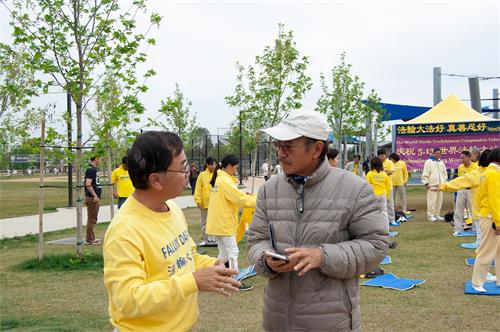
0, 177, 266, 239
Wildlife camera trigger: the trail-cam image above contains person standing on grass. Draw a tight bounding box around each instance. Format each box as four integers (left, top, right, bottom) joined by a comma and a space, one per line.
206, 154, 257, 290
471, 147, 500, 292
366, 157, 392, 221
345, 154, 365, 177
112, 156, 134, 209
194, 157, 218, 246
389, 153, 409, 214
421, 148, 448, 222
436, 149, 495, 279
378, 149, 396, 225
248, 109, 388, 331
262, 159, 270, 181
451, 151, 478, 234
188, 162, 200, 195
103, 131, 240, 332
84, 156, 102, 244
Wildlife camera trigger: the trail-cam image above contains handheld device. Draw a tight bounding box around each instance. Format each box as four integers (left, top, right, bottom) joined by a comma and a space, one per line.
264, 250, 289, 262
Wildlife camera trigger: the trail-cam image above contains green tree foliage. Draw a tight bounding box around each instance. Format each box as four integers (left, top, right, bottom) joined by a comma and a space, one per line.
157, 83, 197, 149
226, 24, 312, 174
2, 0, 161, 257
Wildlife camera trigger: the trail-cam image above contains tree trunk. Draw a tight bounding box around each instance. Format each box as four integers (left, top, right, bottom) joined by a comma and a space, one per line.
266, 137, 272, 178
38, 115, 45, 262
365, 111, 373, 160
76, 98, 84, 259
107, 144, 114, 219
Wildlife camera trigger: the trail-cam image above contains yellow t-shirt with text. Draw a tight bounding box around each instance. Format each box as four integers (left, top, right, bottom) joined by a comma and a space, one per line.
366, 170, 392, 198
103, 196, 216, 332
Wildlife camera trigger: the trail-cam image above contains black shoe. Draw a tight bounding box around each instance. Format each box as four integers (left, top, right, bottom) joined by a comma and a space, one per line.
389, 241, 397, 249
238, 283, 254, 292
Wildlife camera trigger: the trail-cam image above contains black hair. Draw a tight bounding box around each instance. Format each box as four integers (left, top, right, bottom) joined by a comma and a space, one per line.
478, 149, 491, 167
353, 154, 361, 160
127, 131, 183, 190
461, 151, 471, 157
370, 157, 383, 172
377, 149, 387, 157
433, 148, 442, 153
488, 148, 500, 164
122, 156, 128, 165
327, 148, 339, 160
210, 154, 239, 187
389, 152, 400, 162
90, 156, 97, 161
206, 157, 216, 165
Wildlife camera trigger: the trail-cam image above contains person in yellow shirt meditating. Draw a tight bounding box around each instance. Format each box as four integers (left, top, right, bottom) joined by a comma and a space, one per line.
366, 157, 392, 221
103, 132, 240, 332
111, 156, 135, 209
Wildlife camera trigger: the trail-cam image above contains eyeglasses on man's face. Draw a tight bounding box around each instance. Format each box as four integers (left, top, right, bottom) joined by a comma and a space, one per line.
272, 140, 312, 154
166, 162, 189, 175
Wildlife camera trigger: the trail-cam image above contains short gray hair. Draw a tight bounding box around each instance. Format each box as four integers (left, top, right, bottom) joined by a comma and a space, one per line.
471, 147, 481, 155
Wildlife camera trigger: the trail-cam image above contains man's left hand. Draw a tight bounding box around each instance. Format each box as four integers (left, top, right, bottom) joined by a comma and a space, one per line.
285, 247, 323, 277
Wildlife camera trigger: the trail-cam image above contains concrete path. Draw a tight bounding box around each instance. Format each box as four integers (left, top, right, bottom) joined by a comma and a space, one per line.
0, 195, 197, 239
0, 177, 266, 239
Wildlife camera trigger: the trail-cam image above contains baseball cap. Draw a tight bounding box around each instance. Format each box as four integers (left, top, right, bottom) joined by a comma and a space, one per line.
261, 110, 329, 141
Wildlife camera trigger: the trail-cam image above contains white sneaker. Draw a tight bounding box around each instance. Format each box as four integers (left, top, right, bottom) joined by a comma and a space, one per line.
452, 231, 459, 237
472, 284, 487, 292
428, 216, 437, 222
486, 273, 497, 282
435, 215, 445, 221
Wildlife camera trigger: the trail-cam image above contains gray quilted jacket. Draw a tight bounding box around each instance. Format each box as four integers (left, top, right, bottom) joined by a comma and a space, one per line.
248, 159, 389, 331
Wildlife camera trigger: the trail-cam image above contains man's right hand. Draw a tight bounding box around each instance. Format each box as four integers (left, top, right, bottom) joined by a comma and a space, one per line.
193, 266, 240, 296
93, 196, 100, 203
264, 255, 297, 273
113, 192, 119, 199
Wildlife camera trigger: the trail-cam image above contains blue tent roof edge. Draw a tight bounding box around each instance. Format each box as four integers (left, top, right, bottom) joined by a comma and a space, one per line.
363, 100, 494, 121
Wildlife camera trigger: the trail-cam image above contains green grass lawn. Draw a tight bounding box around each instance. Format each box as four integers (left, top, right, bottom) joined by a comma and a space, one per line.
0, 180, 192, 219
1, 187, 499, 331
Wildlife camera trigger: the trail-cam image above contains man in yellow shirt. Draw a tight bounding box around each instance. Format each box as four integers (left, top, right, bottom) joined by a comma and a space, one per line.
111, 156, 135, 209
378, 149, 396, 225
453, 151, 478, 234
103, 131, 240, 332
194, 157, 217, 246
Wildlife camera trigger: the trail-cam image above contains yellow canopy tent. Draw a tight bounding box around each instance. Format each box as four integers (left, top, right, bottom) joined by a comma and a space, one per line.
405, 94, 496, 124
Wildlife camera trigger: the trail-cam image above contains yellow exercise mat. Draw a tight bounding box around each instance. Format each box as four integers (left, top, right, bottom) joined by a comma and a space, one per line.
237, 207, 255, 243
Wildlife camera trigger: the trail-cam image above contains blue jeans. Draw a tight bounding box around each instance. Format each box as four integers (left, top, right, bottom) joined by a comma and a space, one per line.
118, 197, 127, 209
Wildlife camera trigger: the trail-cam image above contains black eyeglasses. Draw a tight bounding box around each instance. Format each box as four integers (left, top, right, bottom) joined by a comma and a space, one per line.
165, 163, 189, 175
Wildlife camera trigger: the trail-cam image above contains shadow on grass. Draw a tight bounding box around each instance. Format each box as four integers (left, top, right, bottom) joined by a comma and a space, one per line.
13, 252, 103, 272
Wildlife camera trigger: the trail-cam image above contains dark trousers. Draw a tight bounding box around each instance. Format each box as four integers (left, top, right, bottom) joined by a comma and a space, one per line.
118, 197, 127, 209
190, 178, 197, 195
85, 196, 100, 242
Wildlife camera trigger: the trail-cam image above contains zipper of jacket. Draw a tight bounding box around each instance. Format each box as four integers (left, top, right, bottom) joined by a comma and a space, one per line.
287, 183, 303, 329
343, 281, 353, 329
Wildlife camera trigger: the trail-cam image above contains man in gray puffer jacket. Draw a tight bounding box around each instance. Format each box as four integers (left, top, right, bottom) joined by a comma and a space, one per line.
248, 110, 389, 332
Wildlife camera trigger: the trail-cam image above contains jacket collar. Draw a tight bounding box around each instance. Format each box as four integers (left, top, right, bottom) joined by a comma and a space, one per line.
286, 158, 330, 188
218, 169, 237, 183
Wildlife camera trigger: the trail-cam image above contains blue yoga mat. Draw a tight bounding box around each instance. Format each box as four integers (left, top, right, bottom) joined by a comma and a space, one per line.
235, 265, 257, 282
389, 231, 398, 237
380, 255, 392, 265
461, 242, 477, 249
454, 231, 477, 237
389, 220, 401, 227
362, 273, 425, 291
464, 281, 500, 295
465, 257, 495, 267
